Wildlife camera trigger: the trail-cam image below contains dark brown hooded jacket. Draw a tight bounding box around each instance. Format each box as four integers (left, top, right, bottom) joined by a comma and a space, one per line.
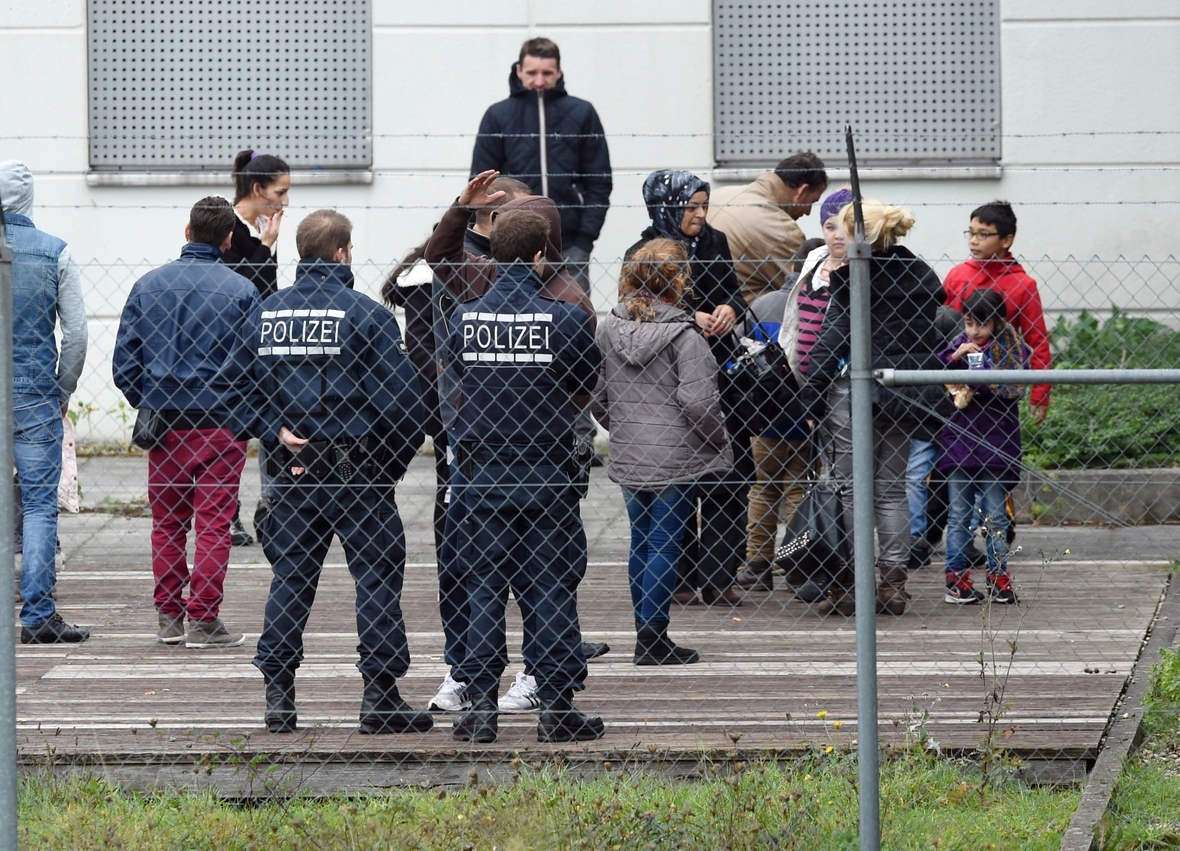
424, 195, 596, 328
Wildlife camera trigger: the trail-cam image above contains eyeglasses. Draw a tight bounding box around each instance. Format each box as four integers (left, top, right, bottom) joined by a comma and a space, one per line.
964, 229, 1000, 240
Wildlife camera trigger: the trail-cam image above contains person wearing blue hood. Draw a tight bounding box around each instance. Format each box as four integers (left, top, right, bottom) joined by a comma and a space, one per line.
1, 160, 90, 644
470, 37, 611, 291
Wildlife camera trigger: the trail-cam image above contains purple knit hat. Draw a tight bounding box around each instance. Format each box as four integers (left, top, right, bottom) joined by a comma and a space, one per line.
820, 188, 854, 225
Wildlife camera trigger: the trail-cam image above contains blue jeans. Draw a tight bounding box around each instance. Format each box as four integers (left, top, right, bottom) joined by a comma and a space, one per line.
14, 396, 62, 627
623, 484, 694, 625
946, 468, 1009, 576
906, 439, 938, 539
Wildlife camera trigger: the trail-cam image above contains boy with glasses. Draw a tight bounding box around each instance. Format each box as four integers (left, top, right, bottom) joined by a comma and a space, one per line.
944, 201, 1051, 424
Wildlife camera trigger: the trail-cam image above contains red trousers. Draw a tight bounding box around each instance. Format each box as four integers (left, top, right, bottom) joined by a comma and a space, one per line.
148, 428, 247, 621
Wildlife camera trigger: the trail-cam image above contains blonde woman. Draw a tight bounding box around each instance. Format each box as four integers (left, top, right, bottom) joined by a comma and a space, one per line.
797, 200, 945, 616
593, 239, 733, 664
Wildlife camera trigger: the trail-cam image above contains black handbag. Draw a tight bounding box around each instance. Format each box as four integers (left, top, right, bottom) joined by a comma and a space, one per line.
774, 436, 848, 588
131, 408, 166, 451
720, 339, 798, 439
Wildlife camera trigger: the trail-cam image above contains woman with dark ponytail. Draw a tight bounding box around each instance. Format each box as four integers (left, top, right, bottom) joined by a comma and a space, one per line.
222, 150, 290, 299
222, 150, 289, 546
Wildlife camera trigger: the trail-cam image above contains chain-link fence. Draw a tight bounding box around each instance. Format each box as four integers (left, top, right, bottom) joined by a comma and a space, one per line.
9, 239, 1180, 842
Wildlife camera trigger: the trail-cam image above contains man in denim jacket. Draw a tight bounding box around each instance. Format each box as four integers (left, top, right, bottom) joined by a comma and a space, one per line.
1, 160, 90, 644
113, 196, 260, 649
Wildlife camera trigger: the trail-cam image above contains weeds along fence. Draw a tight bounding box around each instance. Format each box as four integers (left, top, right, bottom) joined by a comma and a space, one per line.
7, 249, 1180, 841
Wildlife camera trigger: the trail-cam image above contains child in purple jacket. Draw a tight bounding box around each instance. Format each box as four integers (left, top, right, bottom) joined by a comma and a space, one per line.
938, 288, 1028, 605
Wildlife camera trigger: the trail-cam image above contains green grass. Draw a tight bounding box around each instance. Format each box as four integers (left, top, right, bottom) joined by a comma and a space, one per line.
1101, 646, 1180, 850
18, 751, 1077, 850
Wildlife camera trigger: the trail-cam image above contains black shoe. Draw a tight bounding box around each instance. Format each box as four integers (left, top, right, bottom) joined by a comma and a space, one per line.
633, 624, 699, 666
701, 586, 743, 607
20, 613, 91, 645
265, 679, 297, 733
537, 694, 605, 743
358, 676, 433, 734
230, 511, 253, 547
966, 544, 988, 569
906, 538, 932, 571
793, 580, 828, 603
581, 641, 610, 660
453, 693, 499, 743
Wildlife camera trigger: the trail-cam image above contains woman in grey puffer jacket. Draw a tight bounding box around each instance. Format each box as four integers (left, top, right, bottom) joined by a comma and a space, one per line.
593, 239, 733, 665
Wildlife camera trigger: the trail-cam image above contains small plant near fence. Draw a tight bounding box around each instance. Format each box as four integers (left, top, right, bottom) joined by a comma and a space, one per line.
1023, 307, 1180, 470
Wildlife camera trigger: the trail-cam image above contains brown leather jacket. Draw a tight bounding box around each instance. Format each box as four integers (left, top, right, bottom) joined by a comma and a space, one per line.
424, 194, 596, 328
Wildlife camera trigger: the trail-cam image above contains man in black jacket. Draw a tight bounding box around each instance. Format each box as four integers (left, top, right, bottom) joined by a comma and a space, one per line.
470, 37, 611, 291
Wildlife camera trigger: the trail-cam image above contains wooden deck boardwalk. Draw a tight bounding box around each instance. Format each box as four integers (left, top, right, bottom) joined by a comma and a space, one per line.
13, 457, 1180, 793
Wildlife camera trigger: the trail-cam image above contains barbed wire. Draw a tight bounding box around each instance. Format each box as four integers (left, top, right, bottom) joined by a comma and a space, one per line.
8, 130, 1180, 140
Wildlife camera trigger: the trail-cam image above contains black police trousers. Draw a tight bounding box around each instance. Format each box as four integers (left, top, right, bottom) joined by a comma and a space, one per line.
253, 475, 410, 684
453, 444, 588, 700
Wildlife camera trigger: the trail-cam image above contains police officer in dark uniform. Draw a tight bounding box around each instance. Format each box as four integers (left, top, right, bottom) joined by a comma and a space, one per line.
239, 209, 432, 735
445, 207, 603, 744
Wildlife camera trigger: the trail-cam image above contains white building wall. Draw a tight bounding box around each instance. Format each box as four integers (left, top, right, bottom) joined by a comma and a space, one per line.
1, 0, 1178, 439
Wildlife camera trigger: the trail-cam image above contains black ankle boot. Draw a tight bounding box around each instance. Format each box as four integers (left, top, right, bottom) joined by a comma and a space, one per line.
537, 691, 604, 743
452, 692, 499, 743
265, 678, 297, 733
633, 622, 699, 666
358, 675, 433, 734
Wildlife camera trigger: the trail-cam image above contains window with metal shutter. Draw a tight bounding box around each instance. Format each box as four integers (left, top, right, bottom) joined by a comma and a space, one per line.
88, 0, 372, 171
713, 0, 1000, 167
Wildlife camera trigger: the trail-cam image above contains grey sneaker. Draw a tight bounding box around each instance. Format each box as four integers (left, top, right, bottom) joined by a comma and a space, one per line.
185, 617, 245, 648
157, 613, 186, 645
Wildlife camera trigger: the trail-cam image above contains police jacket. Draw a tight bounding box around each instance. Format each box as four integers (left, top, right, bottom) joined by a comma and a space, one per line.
240, 258, 425, 474
113, 242, 260, 422
470, 67, 612, 253
445, 260, 600, 445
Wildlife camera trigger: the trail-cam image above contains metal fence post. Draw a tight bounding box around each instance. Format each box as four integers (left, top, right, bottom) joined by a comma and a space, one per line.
846, 127, 881, 851
0, 201, 18, 851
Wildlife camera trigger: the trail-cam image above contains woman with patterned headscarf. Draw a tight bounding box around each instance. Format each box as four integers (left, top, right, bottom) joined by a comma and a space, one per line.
624, 170, 748, 608
626, 170, 746, 344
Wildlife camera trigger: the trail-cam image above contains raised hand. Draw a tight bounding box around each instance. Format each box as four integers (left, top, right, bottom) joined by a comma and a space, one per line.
259, 207, 284, 248
459, 170, 507, 209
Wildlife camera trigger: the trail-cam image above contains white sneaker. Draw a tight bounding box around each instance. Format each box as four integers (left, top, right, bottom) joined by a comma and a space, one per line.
498, 672, 540, 713
427, 674, 471, 712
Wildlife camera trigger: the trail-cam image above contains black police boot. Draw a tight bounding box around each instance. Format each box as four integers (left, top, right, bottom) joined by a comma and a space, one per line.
358, 674, 433, 734
452, 691, 499, 744
537, 691, 605, 743
633, 621, 699, 666
264, 677, 297, 733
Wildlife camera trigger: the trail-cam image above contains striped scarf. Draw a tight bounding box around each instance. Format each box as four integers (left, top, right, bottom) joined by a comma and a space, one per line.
988, 325, 1028, 400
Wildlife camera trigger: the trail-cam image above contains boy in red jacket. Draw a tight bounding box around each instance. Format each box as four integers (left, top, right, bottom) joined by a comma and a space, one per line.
943, 201, 1051, 424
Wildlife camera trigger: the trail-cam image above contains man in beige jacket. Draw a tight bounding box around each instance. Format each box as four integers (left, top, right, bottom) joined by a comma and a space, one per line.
706, 152, 828, 306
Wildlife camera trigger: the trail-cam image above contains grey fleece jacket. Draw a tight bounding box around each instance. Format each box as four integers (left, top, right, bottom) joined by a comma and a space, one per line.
0, 160, 88, 402
592, 301, 732, 490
